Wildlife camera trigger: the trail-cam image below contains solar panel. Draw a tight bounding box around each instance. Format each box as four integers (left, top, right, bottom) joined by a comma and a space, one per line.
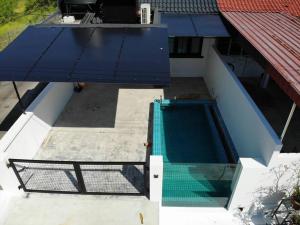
117, 28, 170, 84
0, 26, 170, 85
161, 14, 196, 36
0, 27, 63, 81
161, 14, 230, 37
191, 15, 230, 37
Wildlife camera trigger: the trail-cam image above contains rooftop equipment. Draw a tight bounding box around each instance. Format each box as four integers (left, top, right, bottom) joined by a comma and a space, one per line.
140, 4, 151, 24
58, 0, 138, 23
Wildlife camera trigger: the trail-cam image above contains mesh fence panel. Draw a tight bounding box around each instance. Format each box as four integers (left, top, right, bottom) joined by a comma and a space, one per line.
10, 160, 146, 195
81, 164, 145, 193
14, 162, 79, 192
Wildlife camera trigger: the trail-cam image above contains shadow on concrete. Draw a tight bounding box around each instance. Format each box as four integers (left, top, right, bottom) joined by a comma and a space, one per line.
121, 165, 145, 194
54, 83, 120, 128
163, 77, 211, 100
0, 82, 48, 133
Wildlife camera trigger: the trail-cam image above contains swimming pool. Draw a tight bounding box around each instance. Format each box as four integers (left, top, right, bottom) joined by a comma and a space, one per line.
153, 99, 238, 207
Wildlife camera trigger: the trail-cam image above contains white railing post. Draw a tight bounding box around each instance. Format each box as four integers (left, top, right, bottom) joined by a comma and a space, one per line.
150, 155, 163, 202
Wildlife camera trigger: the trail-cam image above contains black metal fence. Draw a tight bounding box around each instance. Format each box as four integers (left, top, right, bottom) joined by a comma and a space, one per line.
9, 159, 147, 195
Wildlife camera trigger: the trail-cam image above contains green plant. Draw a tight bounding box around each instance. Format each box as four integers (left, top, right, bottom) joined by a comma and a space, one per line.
294, 186, 300, 198
291, 214, 300, 225
0, 0, 16, 23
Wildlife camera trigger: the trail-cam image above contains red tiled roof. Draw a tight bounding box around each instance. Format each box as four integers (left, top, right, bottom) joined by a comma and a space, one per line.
217, 0, 300, 106
217, 0, 300, 16
222, 12, 300, 106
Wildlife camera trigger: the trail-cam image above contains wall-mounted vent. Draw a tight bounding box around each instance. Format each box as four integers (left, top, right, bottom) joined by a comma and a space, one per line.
140, 4, 151, 24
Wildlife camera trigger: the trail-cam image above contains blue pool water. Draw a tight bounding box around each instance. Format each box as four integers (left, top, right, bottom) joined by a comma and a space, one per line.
153, 100, 238, 207
160, 104, 227, 164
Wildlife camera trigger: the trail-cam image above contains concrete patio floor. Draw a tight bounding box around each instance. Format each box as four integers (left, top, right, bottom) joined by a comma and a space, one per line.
1, 194, 158, 225
34, 78, 211, 161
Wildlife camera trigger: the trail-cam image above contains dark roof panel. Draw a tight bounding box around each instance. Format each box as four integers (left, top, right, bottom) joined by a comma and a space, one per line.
192, 15, 229, 37
0, 26, 170, 85
161, 14, 230, 37
161, 14, 196, 36
139, 0, 219, 14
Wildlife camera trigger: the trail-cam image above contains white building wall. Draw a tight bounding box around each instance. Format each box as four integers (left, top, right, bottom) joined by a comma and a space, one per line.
228, 154, 300, 215
0, 82, 73, 193
204, 47, 282, 165
170, 38, 216, 77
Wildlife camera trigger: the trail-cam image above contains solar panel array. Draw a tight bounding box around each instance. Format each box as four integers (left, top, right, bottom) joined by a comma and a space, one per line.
0, 26, 170, 85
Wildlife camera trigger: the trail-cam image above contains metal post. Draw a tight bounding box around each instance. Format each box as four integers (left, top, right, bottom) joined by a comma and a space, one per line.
73, 163, 86, 193
281, 102, 297, 141
12, 81, 26, 114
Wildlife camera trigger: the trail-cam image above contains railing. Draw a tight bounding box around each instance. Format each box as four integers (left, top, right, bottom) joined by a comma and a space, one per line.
9, 159, 148, 195
162, 162, 239, 207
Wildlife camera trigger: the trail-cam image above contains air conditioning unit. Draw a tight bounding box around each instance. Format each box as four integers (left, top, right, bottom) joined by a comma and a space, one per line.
140, 4, 151, 24
62, 16, 75, 24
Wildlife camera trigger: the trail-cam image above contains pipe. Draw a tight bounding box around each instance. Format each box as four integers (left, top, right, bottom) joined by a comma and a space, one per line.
280, 102, 296, 141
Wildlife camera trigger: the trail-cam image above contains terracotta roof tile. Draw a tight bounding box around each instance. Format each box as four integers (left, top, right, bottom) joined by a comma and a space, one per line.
217, 0, 300, 16
221, 12, 300, 106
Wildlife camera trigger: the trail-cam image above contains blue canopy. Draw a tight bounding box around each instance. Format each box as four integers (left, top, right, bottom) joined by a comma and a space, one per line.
161, 14, 230, 37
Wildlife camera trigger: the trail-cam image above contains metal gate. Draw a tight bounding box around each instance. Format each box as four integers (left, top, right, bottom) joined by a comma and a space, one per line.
9, 159, 147, 195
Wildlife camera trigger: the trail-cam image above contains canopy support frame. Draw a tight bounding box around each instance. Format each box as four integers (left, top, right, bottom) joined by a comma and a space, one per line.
12, 81, 26, 114
280, 102, 296, 141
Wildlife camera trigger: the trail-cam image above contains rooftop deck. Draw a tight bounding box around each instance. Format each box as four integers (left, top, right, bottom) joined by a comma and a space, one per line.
34, 78, 211, 161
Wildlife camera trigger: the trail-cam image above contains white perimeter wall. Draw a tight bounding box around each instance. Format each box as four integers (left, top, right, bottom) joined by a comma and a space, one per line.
170, 38, 215, 77
204, 47, 282, 165
0, 82, 73, 193
202, 47, 300, 215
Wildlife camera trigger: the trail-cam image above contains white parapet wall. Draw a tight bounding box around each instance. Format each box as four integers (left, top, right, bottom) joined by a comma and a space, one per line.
0, 82, 73, 193
150, 155, 163, 203
203, 47, 300, 215
204, 47, 282, 165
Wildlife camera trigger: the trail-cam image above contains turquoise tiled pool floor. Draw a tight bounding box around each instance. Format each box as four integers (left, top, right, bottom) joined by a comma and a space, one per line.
154, 100, 237, 207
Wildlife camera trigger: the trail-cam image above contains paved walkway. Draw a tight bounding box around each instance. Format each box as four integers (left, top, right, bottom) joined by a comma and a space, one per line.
160, 207, 243, 225
1, 194, 158, 225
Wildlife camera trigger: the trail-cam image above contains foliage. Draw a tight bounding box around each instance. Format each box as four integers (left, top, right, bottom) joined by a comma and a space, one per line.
0, 0, 56, 50
25, 0, 56, 12
291, 214, 300, 225
0, 0, 16, 23
291, 163, 300, 200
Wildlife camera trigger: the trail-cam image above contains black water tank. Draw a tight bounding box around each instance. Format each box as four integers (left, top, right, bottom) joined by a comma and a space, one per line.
58, 0, 98, 14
